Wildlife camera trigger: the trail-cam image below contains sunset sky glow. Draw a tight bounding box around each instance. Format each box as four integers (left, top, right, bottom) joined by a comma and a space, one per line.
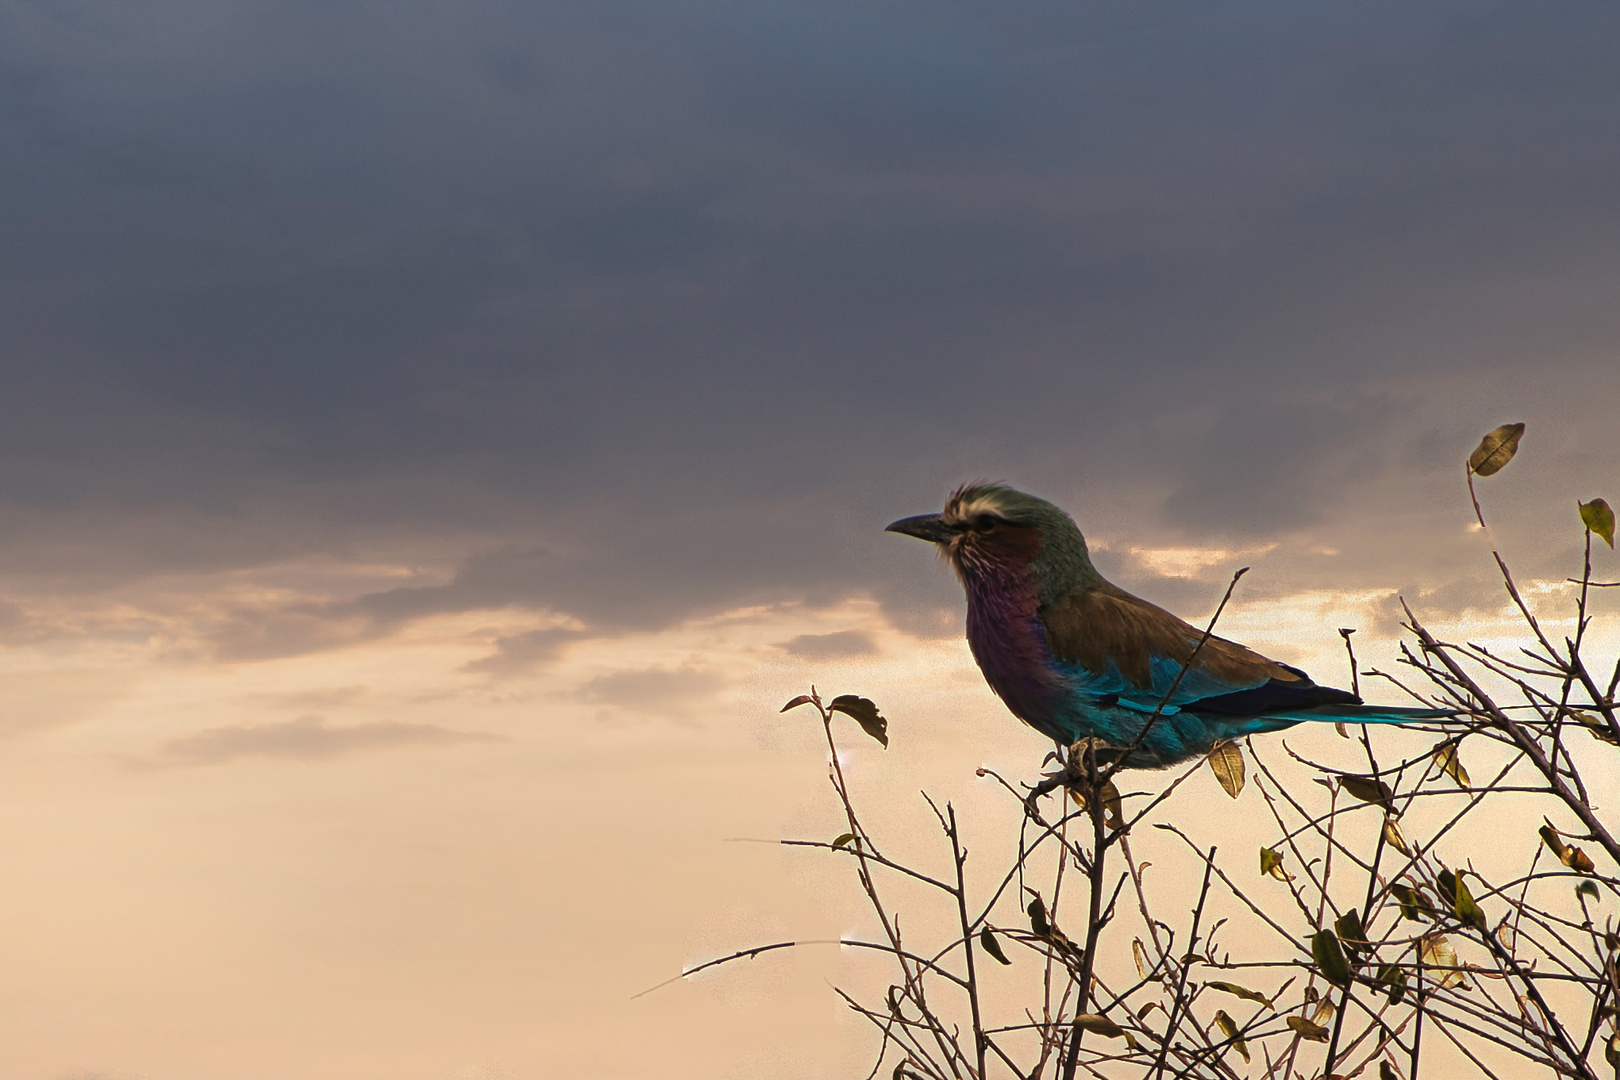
3, 1, 1620, 1077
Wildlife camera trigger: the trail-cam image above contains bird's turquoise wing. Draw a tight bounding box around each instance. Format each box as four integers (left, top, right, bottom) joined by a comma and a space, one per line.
1037, 584, 1345, 715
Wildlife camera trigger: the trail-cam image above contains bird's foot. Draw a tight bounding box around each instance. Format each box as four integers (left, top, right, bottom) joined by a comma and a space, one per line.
1023, 774, 1067, 818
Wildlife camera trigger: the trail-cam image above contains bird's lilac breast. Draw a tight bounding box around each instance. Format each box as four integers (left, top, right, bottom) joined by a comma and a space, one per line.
964, 573, 1064, 734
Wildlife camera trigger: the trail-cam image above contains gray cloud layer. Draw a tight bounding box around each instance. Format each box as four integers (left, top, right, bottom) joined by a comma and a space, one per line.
3, 0, 1618, 650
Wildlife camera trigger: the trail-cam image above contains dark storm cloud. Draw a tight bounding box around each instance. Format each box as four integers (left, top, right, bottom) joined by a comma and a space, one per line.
2, 0, 1618, 646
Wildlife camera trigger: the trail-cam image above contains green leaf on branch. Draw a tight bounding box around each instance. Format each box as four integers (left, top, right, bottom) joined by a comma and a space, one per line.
1376, 963, 1408, 1006
1467, 422, 1525, 477
1390, 882, 1435, 922
1286, 1015, 1330, 1042
1438, 868, 1487, 931
1207, 740, 1246, 799
1311, 928, 1353, 988
1260, 846, 1294, 882
828, 695, 888, 747
1576, 880, 1600, 904
1213, 1010, 1250, 1062
1132, 939, 1150, 979
1025, 894, 1080, 959
1431, 742, 1470, 787
1335, 910, 1371, 958
832, 832, 858, 850
1205, 980, 1275, 1009
780, 694, 814, 713
1027, 894, 1051, 937
1580, 498, 1616, 548
979, 926, 1012, 966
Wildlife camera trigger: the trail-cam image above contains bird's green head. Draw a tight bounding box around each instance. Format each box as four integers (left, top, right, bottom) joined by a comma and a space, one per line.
886, 483, 1099, 599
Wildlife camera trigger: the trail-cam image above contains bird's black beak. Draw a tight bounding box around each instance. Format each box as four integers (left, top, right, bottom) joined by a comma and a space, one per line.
885, 513, 956, 544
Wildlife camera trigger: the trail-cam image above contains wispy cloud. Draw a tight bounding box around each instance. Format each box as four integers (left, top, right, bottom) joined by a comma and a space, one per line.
159, 715, 504, 765
776, 629, 878, 659
575, 666, 723, 714
463, 626, 586, 676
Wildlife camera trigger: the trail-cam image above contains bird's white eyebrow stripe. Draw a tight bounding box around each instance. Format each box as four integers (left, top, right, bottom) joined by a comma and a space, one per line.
942, 492, 1009, 525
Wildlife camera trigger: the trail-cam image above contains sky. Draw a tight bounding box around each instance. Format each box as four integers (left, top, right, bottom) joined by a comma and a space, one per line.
2, 1, 1619, 1077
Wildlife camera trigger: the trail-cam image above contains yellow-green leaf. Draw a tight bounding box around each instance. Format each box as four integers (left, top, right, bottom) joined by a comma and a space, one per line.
1338, 775, 1394, 809
1260, 846, 1294, 882
1572, 711, 1620, 745
979, 927, 1012, 966
1286, 1015, 1330, 1042
1207, 741, 1245, 799
1439, 868, 1487, 931
780, 694, 815, 713
1605, 1031, 1619, 1070
1580, 498, 1616, 548
1432, 742, 1470, 788
1541, 820, 1596, 874
1312, 997, 1336, 1025
828, 694, 888, 747
1132, 938, 1150, 980
1421, 933, 1466, 988
1311, 928, 1353, 988
1205, 981, 1275, 1010
1073, 1013, 1124, 1038
1468, 422, 1525, 477
1065, 777, 1125, 830
1383, 816, 1412, 856
1213, 1009, 1250, 1063
1576, 880, 1600, 904
832, 832, 858, 850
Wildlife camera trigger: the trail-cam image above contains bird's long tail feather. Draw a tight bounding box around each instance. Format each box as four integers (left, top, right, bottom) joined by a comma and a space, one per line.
1217, 703, 1457, 739
1290, 704, 1457, 724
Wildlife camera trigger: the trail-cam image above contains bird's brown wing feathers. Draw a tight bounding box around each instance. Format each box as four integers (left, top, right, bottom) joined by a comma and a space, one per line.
1038, 584, 1306, 692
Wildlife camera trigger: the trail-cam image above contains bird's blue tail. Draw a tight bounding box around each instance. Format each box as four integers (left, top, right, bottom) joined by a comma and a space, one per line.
1223, 704, 1456, 737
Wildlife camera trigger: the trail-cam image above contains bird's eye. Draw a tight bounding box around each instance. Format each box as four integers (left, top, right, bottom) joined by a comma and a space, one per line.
973, 513, 999, 533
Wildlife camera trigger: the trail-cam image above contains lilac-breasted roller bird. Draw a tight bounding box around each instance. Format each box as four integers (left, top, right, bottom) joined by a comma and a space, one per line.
887, 483, 1451, 769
